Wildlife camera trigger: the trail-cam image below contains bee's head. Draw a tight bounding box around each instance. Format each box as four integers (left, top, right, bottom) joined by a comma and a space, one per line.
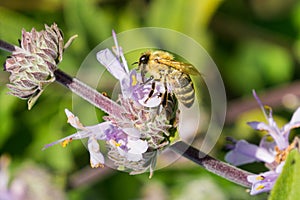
137, 52, 151, 82
138, 53, 150, 65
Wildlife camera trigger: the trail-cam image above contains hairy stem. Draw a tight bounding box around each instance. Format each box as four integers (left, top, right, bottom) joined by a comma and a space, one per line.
0, 39, 16, 52
54, 69, 125, 119
170, 141, 252, 188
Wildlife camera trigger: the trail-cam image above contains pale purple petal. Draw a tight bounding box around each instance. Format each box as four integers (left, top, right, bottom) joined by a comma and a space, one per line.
248, 121, 288, 150
123, 127, 141, 138
112, 30, 129, 74
96, 49, 127, 80
252, 90, 268, 119
43, 119, 110, 150
112, 30, 121, 58
282, 107, 300, 137
259, 136, 276, 155
225, 140, 274, 166
43, 128, 100, 150
127, 72, 165, 108
120, 70, 163, 106
282, 121, 300, 133
280, 107, 300, 145
289, 107, 300, 124
42, 134, 75, 150
112, 30, 129, 73
247, 171, 279, 195
86, 122, 111, 140
120, 76, 131, 98
275, 162, 285, 173
119, 48, 129, 73
247, 121, 271, 132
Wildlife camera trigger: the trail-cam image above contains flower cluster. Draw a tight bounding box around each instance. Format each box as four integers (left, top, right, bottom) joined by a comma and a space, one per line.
4, 23, 76, 109
44, 31, 178, 177
225, 91, 300, 195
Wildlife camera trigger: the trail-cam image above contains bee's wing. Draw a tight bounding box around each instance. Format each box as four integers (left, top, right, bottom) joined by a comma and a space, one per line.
157, 59, 200, 76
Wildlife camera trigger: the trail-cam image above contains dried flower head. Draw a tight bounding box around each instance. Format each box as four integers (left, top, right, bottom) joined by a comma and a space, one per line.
4, 23, 76, 109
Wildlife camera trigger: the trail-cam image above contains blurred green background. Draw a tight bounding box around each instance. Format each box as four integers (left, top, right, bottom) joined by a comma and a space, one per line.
1, 0, 300, 199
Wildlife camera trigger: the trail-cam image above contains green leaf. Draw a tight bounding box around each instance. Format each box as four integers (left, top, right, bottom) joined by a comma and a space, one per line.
269, 149, 300, 200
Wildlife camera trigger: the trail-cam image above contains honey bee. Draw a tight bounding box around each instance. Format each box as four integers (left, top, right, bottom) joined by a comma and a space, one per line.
137, 50, 200, 108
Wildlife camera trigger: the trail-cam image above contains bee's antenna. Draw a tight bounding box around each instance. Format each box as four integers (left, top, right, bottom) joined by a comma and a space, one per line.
132, 61, 138, 65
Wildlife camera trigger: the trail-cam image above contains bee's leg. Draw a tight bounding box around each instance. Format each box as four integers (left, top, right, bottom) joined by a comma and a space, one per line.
144, 81, 156, 104
141, 75, 154, 85
155, 90, 168, 115
140, 68, 146, 83
155, 92, 164, 115
162, 79, 169, 107
141, 72, 145, 83
156, 79, 169, 114
161, 90, 168, 108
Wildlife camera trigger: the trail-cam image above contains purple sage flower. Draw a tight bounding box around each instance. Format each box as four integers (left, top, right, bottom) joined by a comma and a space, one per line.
225, 91, 300, 195
43, 30, 178, 177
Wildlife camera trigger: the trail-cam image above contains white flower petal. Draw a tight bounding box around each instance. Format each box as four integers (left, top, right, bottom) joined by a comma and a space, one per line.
88, 137, 105, 168
125, 153, 143, 162
96, 49, 127, 80
255, 147, 275, 163
137, 81, 165, 108
64, 109, 85, 129
127, 138, 148, 154
138, 95, 162, 108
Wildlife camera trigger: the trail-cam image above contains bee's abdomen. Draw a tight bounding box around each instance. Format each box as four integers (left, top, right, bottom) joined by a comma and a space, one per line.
172, 73, 195, 108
